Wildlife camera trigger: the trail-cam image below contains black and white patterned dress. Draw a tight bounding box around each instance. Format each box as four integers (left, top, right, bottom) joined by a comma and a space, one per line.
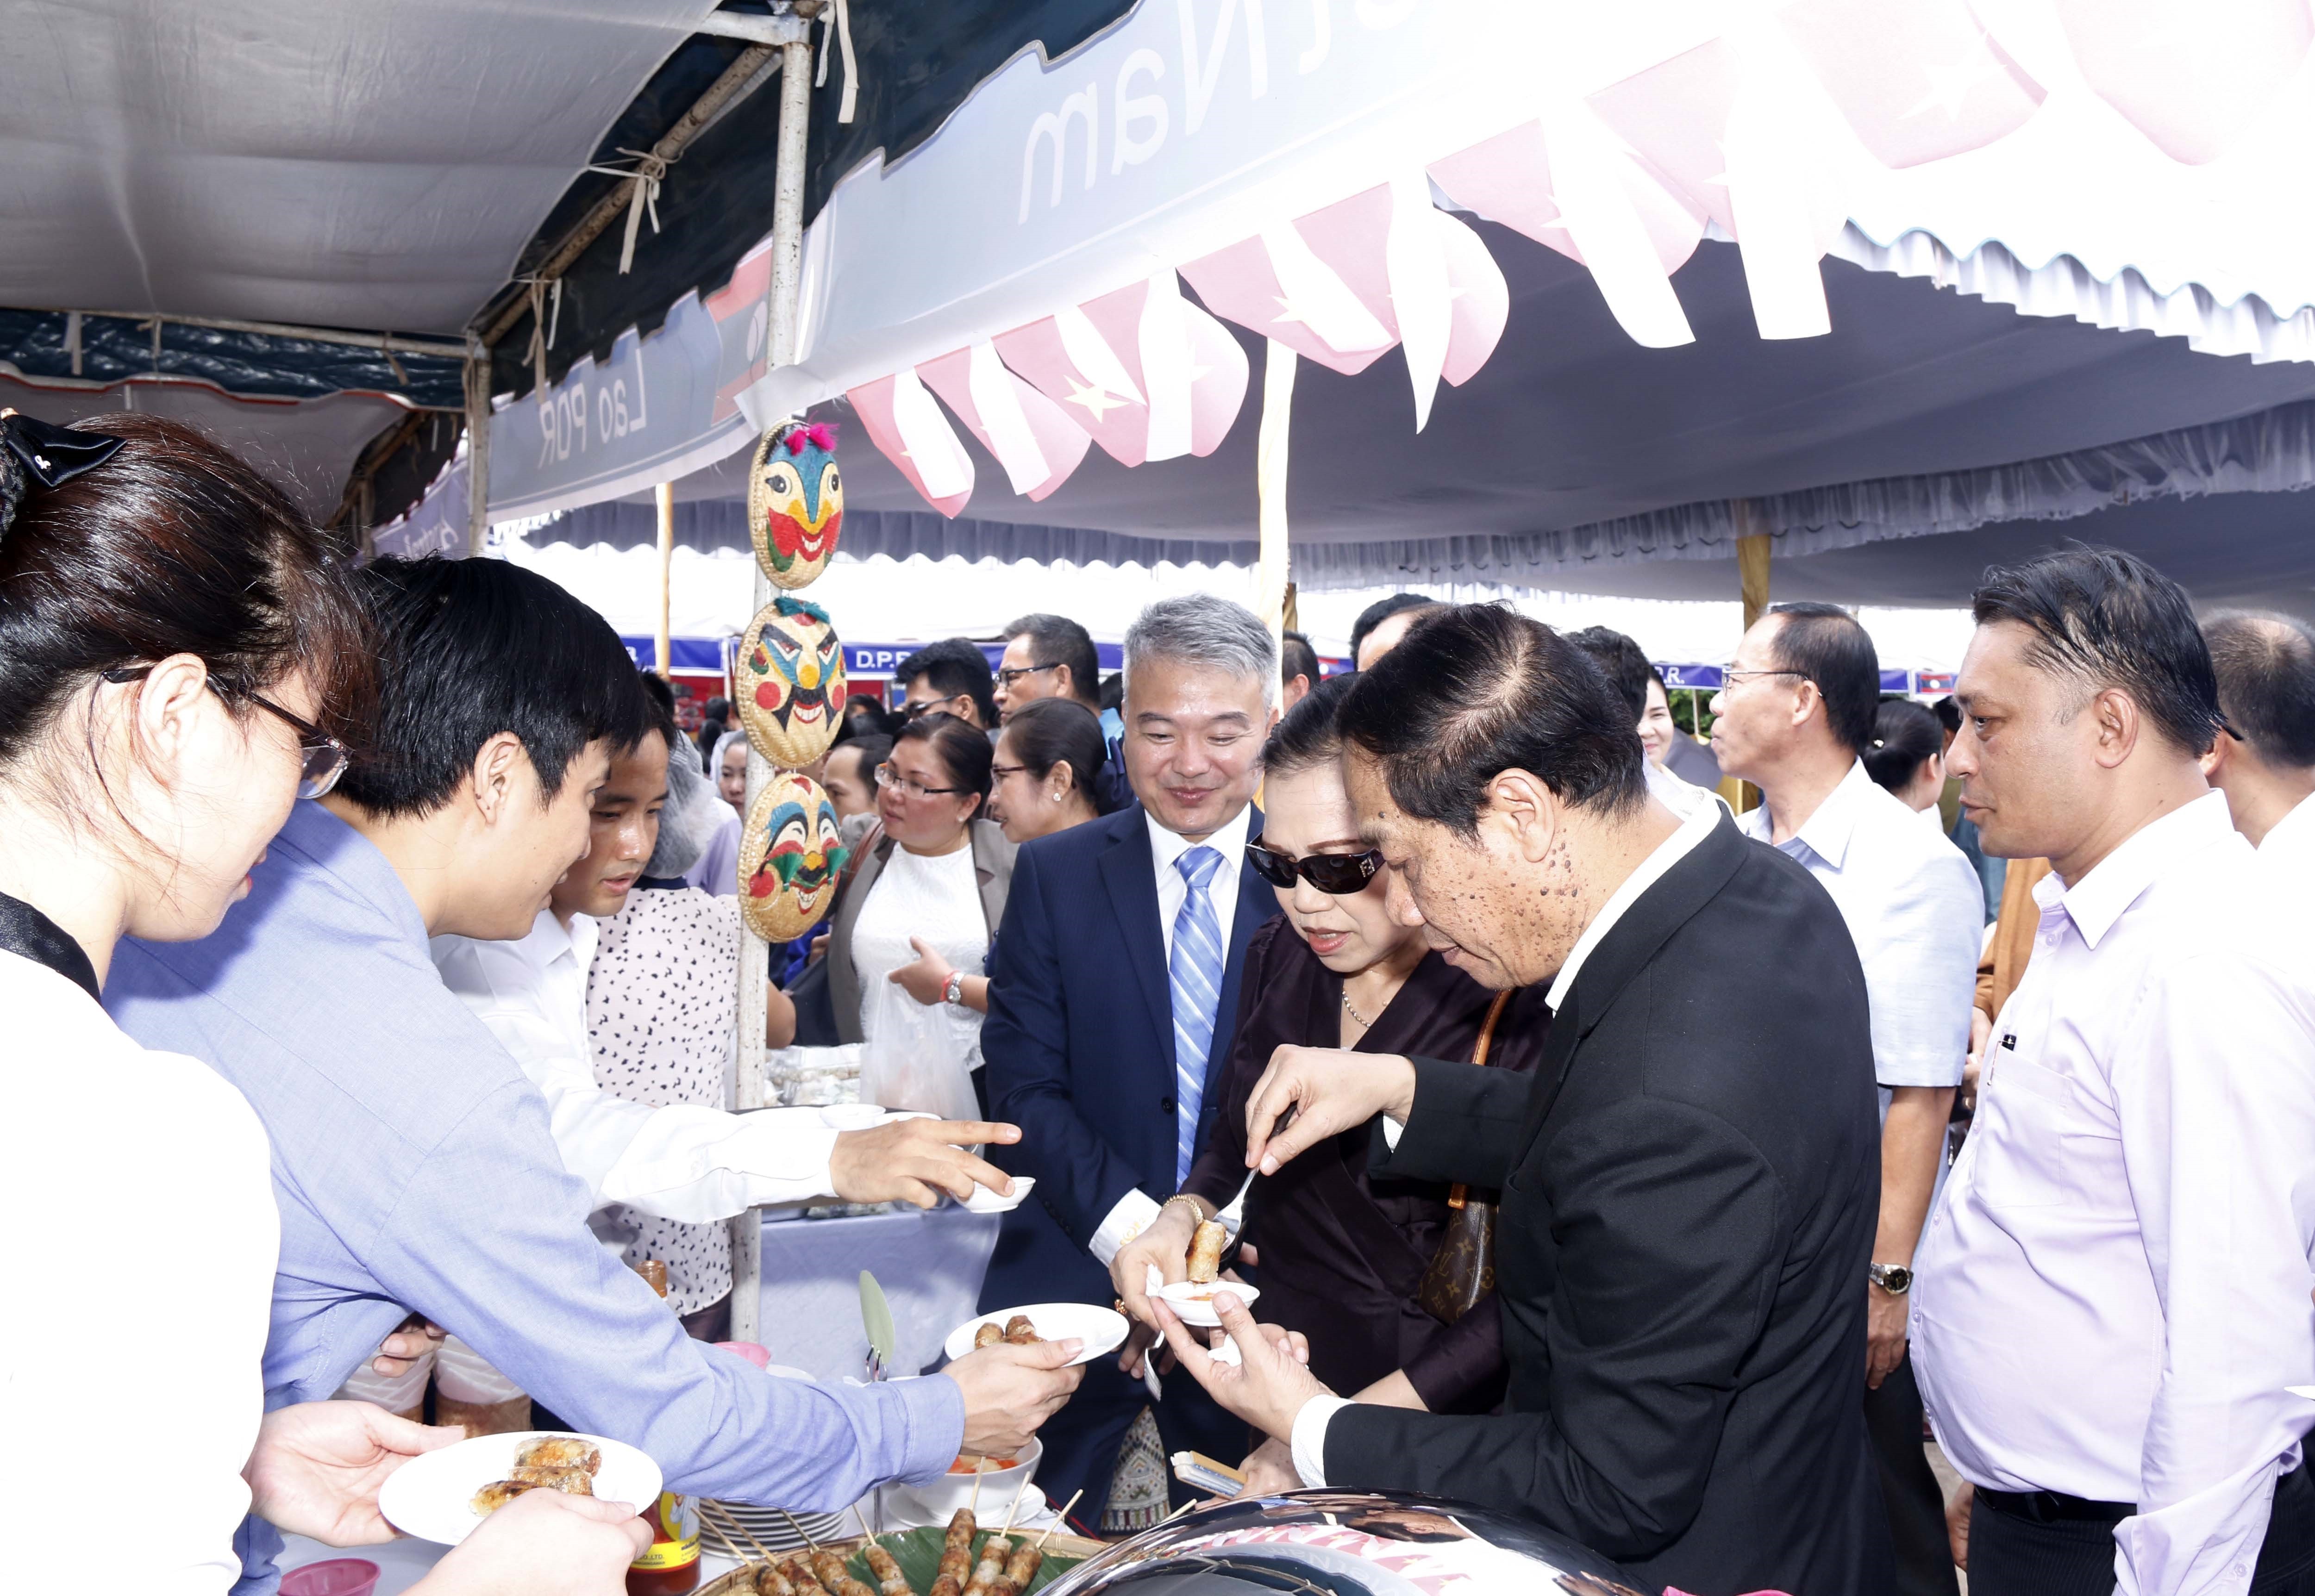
585, 885, 740, 1316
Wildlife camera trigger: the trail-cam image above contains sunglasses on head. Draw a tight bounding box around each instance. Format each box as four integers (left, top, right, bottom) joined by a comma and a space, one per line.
1244, 839, 1384, 896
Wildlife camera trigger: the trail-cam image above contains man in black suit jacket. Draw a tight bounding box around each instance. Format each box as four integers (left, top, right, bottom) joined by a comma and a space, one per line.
981, 593, 1283, 1527
1158, 605, 1892, 1596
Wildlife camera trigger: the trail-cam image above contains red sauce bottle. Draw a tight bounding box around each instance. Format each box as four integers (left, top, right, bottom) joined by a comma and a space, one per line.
626, 1260, 701, 1595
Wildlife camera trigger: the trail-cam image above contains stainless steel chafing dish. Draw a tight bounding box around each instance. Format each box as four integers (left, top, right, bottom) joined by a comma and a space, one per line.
1039, 1490, 1651, 1596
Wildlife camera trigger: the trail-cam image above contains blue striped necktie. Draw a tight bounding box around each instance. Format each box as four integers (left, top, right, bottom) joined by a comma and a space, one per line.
1168, 846, 1226, 1187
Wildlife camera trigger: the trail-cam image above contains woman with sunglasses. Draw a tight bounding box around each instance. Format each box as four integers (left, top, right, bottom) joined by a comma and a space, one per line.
1108, 675, 1547, 1494
0, 414, 648, 1591
821, 712, 1015, 1116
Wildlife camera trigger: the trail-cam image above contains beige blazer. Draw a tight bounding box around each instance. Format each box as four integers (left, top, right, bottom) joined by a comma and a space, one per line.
826, 818, 1014, 1045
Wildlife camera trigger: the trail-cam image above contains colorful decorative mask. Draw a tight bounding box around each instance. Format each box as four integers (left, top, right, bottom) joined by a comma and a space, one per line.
738, 771, 851, 942
737, 595, 847, 769
748, 418, 843, 589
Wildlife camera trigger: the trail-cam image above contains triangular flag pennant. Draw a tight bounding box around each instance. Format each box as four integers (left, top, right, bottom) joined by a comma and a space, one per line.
917, 342, 1093, 502
847, 369, 974, 517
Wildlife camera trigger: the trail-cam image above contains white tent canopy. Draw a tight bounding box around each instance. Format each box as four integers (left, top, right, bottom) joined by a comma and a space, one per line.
457, 0, 2315, 614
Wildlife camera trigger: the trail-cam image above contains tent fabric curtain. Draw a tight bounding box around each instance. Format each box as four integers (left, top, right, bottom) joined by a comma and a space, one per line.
1282, 393, 2315, 589
519, 389, 2315, 589
1830, 225, 2315, 369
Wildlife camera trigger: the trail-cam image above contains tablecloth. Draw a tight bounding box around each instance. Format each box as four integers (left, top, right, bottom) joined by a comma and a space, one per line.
752, 1205, 1000, 1383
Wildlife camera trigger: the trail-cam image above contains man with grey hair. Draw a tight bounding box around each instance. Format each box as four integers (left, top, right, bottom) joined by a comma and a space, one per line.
2201, 611, 2315, 867
980, 592, 1283, 1527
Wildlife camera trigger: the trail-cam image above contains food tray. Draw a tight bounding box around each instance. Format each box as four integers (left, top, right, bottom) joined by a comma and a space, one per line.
695, 1526, 1105, 1596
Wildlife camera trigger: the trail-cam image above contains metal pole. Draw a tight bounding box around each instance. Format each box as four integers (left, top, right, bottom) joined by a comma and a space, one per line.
728, 17, 816, 1353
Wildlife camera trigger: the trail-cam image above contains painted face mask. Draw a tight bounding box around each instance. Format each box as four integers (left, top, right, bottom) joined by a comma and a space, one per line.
739, 771, 851, 941
748, 418, 843, 589
738, 594, 847, 768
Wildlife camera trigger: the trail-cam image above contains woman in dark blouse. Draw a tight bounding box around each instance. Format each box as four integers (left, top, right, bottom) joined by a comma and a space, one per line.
1110, 675, 1545, 1490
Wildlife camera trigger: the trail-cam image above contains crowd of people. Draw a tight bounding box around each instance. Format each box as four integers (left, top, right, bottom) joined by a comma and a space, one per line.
10, 407, 2315, 1596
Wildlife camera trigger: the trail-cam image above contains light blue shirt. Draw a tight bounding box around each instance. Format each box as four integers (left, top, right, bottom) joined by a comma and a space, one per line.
106, 801, 960, 1591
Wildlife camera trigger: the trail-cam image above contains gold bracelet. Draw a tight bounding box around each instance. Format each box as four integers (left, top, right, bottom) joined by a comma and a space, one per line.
1159, 1193, 1208, 1226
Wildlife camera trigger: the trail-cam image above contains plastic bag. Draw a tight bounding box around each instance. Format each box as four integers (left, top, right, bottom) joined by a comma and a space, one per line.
857, 989, 981, 1124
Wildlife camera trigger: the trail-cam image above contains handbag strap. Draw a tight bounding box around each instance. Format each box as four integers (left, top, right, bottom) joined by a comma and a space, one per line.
1446, 990, 1516, 1210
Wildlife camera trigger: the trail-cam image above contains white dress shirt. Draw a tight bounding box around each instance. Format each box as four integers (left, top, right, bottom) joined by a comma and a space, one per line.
432, 908, 840, 1223
2260, 789, 2315, 878
1913, 792, 2315, 1596
1739, 761, 1983, 1115
5, 951, 278, 1593
1088, 803, 1258, 1266
1290, 795, 1726, 1486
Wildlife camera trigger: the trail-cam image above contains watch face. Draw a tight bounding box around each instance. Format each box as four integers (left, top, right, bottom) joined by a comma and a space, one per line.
1875, 1265, 1913, 1293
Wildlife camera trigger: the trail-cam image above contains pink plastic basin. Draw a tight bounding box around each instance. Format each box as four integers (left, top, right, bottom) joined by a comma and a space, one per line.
280, 1558, 381, 1596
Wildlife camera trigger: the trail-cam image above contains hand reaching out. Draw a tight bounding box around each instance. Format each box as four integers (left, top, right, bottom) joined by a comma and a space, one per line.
371, 1315, 446, 1377
1242, 1046, 1416, 1176
419, 1490, 651, 1596
829, 1116, 1019, 1208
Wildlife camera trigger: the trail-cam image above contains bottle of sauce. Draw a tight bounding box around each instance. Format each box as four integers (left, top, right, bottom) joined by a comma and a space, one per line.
627, 1260, 701, 1596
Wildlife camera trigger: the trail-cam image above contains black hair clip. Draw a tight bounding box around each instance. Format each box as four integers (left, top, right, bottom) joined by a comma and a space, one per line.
0, 410, 127, 543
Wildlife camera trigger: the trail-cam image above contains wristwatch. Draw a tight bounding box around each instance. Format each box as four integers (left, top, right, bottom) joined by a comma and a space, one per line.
1868, 1263, 1914, 1294
942, 970, 966, 1006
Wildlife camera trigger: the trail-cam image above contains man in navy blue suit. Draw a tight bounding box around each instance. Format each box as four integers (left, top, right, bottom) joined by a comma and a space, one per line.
981, 593, 1283, 1528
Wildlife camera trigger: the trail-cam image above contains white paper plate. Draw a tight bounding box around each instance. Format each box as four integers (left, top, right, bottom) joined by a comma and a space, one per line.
1154, 1280, 1261, 1329
944, 1302, 1129, 1367
378, 1430, 661, 1546
963, 1174, 1035, 1214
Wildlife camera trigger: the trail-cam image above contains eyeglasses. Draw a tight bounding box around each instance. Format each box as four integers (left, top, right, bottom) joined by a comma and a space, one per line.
101, 665, 351, 799
989, 761, 1028, 780
1720, 668, 1810, 690
875, 761, 968, 799
1245, 839, 1384, 896
903, 697, 969, 722
995, 661, 1060, 689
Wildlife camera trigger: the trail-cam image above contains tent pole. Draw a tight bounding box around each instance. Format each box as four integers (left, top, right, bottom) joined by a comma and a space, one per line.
654, 482, 676, 677
729, 19, 817, 1355
463, 341, 491, 558
1735, 499, 1772, 630
1255, 340, 1297, 649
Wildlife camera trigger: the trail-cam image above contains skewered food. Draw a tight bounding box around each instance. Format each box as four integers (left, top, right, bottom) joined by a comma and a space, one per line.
755, 1562, 797, 1596
508, 1463, 594, 1493
811, 1550, 879, 1596
513, 1435, 602, 1475
861, 1540, 912, 1596
999, 1542, 1043, 1596
1187, 1220, 1226, 1284
781, 1557, 832, 1596
964, 1534, 1013, 1596
931, 1507, 976, 1596
973, 1321, 1005, 1349
1002, 1315, 1039, 1345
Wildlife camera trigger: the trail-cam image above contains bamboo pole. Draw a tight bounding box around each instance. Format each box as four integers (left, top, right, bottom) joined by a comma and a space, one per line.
655, 481, 676, 677
727, 25, 818, 1354
463, 340, 492, 558
1735, 499, 1773, 631
1254, 341, 1297, 650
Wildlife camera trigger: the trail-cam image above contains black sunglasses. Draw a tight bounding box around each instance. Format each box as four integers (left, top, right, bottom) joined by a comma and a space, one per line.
1245, 839, 1384, 896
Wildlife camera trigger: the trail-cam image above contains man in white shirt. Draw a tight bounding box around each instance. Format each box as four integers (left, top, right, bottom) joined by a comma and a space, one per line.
1913, 549, 2315, 1596
2201, 612, 2315, 872
432, 716, 1024, 1289
1567, 625, 1721, 820
979, 593, 1284, 1526
1710, 602, 1983, 1596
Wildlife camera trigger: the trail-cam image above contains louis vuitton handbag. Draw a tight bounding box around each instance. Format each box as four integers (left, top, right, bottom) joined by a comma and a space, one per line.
1416, 989, 1514, 1325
